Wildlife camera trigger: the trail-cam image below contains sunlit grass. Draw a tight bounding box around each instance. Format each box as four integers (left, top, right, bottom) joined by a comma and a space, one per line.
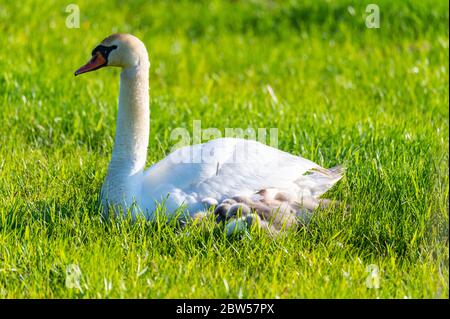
0, 0, 448, 298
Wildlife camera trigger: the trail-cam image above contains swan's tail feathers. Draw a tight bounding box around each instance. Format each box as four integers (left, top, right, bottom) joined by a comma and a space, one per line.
295, 165, 344, 199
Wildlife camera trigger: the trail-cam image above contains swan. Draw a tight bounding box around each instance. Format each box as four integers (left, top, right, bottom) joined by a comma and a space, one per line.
74, 34, 343, 234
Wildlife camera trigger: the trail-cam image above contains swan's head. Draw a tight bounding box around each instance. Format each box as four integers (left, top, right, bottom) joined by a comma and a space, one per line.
74, 33, 149, 76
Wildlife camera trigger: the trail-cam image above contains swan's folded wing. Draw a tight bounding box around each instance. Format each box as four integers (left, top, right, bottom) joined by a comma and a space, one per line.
142, 138, 322, 205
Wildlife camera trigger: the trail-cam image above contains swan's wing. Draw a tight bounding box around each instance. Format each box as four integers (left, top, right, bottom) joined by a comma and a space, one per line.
142, 138, 342, 212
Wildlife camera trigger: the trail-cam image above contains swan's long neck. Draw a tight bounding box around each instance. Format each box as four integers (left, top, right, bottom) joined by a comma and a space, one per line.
103, 62, 149, 206
110, 65, 149, 174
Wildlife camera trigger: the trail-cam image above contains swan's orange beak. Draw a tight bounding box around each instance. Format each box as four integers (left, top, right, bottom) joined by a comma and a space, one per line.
74, 52, 107, 76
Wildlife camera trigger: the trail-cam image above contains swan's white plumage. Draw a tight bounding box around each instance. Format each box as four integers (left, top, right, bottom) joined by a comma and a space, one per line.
76, 34, 343, 222
141, 137, 328, 218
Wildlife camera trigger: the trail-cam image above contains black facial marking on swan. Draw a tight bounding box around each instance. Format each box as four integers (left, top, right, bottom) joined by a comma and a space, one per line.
91, 44, 118, 64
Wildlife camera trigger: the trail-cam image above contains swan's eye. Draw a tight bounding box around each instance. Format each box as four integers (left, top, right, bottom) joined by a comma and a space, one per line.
91, 45, 118, 61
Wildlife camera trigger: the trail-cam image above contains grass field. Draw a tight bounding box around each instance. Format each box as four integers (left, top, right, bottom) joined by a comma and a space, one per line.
0, 0, 448, 298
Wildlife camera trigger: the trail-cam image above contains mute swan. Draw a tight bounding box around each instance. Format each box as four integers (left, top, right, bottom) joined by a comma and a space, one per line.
75, 34, 343, 234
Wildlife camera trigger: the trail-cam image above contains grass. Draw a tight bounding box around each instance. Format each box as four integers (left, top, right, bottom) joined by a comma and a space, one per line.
0, 0, 448, 298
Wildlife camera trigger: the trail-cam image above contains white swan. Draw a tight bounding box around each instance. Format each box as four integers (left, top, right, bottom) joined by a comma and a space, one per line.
75, 34, 343, 232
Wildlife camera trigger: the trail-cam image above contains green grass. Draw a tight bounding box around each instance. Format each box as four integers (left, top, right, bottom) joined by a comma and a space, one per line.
0, 0, 448, 298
